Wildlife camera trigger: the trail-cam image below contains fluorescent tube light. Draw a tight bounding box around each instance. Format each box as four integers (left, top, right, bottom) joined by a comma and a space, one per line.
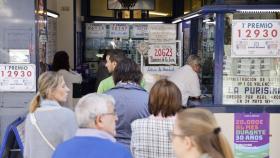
93, 21, 164, 24
172, 19, 182, 24
203, 19, 211, 23
206, 21, 215, 25
149, 11, 169, 16
47, 11, 59, 18
236, 9, 280, 13
183, 14, 200, 20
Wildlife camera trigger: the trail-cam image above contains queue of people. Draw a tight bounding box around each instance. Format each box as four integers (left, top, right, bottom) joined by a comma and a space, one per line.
23, 50, 234, 158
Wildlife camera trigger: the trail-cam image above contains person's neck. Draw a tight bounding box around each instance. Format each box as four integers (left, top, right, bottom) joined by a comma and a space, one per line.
183, 148, 203, 158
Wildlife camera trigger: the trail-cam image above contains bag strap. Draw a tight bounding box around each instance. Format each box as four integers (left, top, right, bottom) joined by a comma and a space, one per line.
30, 113, 55, 150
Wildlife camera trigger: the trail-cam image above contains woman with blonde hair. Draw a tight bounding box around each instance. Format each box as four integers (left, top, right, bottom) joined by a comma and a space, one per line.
52, 51, 82, 110
171, 108, 234, 158
24, 71, 77, 158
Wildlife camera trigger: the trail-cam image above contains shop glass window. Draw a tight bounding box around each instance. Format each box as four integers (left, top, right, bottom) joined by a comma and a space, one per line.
198, 14, 215, 95
223, 13, 280, 105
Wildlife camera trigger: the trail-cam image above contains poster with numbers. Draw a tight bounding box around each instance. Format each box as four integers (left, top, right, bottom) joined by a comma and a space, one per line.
148, 43, 177, 65
234, 113, 269, 158
86, 23, 106, 38
231, 20, 280, 57
109, 24, 129, 39
0, 64, 36, 91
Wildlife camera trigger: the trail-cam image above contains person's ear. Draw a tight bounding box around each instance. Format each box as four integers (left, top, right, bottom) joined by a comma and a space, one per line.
184, 136, 194, 150
112, 61, 117, 67
95, 115, 103, 128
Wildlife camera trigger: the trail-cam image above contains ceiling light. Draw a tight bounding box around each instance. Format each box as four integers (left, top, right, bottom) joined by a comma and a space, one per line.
206, 21, 215, 25
149, 11, 169, 16
203, 19, 210, 23
172, 19, 182, 24
183, 14, 200, 20
236, 9, 280, 13
47, 11, 59, 18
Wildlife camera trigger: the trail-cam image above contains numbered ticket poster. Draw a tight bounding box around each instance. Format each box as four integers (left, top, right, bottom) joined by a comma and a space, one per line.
234, 113, 269, 158
109, 24, 129, 39
86, 23, 106, 38
148, 24, 176, 42
0, 64, 36, 92
131, 24, 148, 39
231, 20, 280, 57
223, 76, 280, 104
148, 43, 176, 65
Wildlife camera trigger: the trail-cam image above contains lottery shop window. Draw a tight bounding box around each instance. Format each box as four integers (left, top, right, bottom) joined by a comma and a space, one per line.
223, 13, 280, 105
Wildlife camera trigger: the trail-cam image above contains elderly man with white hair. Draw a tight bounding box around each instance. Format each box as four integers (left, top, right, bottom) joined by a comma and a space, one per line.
52, 93, 132, 158
168, 54, 202, 106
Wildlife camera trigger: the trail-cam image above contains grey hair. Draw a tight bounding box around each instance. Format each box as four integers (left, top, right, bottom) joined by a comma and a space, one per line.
75, 93, 115, 128
186, 54, 201, 66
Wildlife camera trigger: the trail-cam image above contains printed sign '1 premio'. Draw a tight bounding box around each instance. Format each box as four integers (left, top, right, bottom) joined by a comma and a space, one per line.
232, 20, 280, 57
0, 64, 36, 92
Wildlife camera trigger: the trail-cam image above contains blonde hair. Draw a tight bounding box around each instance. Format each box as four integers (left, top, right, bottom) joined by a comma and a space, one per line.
29, 71, 64, 112
176, 108, 234, 158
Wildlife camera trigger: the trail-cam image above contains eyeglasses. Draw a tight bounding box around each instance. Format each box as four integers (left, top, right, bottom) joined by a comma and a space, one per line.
101, 112, 116, 117
168, 131, 186, 141
89, 111, 117, 120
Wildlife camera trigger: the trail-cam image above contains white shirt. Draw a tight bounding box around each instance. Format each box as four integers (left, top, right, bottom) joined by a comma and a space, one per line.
168, 65, 201, 105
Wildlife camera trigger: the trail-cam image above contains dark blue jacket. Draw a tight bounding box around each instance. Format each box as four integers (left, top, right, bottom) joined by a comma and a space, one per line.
106, 82, 150, 147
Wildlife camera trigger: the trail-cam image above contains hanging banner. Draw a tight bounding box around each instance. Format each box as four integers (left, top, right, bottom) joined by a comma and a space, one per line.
131, 24, 148, 39
223, 76, 280, 104
109, 24, 129, 39
0, 64, 36, 92
234, 113, 270, 158
231, 20, 280, 57
148, 24, 176, 41
148, 43, 176, 65
86, 23, 106, 38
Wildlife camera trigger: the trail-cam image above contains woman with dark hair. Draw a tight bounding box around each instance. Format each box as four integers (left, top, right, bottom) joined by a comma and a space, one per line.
106, 58, 149, 147
52, 51, 82, 110
131, 79, 182, 158
171, 108, 234, 158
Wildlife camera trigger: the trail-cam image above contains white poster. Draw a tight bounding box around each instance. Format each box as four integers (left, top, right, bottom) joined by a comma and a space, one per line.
148, 24, 176, 41
131, 24, 148, 38
86, 23, 106, 38
9, 49, 30, 63
223, 76, 280, 104
109, 24, 129, 38
142, 66, 180, 76
0, 64, 36, 92
231, 20, 280, 57
148, 43, 176, 65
